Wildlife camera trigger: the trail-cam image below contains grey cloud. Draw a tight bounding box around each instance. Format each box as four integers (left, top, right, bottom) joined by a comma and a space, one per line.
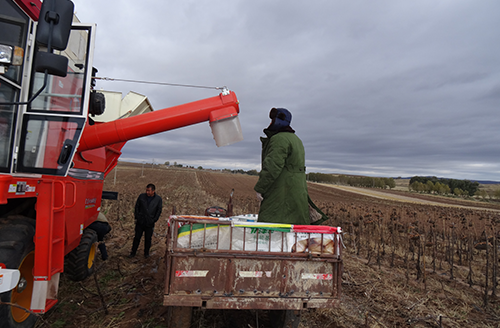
73, 0, 500, 181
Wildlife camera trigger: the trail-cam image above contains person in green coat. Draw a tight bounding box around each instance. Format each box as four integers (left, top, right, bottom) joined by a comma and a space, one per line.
254, 108, 310, 224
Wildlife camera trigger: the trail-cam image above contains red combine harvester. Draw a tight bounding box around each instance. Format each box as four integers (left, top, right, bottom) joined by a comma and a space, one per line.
0, 0, 243, 327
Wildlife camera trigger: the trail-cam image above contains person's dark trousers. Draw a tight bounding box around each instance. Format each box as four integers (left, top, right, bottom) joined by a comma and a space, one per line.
97, 243, 108, 260
131, 223, 154, 256
88, 221, 111, 260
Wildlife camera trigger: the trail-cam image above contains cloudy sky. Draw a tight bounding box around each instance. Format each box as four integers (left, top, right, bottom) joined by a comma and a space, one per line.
71, 0, 500, 181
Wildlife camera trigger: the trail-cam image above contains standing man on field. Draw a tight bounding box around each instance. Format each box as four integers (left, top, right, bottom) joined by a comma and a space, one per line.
130, 183, 162, 258
254, 107, 310, 224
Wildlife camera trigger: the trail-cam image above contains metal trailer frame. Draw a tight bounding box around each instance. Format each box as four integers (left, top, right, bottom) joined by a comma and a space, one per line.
164, 217, 343, 311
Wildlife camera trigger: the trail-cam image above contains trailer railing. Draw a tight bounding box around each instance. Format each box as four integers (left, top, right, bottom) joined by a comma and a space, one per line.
167, 216, 342, 257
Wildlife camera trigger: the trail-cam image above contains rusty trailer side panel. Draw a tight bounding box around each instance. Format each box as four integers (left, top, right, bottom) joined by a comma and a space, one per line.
164, 216, 343, 310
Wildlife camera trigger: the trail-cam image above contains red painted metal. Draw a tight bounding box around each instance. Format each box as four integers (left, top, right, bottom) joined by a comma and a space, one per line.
14, 0, 41, 20
78, 91, 239, 152
33, 179, 66, 280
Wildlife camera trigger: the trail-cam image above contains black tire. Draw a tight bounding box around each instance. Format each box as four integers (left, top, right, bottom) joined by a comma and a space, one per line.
0, 216, 38, 328
64, 229, 98, 281
167, 306, 192, 328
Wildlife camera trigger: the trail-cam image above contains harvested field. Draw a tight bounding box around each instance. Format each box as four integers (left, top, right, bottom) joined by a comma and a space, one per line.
38, 163, 500, 327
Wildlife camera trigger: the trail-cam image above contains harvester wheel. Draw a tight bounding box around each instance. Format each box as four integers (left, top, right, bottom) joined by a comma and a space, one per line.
64, 229, 98, 281
0, 216, 38, 328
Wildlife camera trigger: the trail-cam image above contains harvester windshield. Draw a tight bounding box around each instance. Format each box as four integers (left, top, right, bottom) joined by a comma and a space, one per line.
30, 26, 91, 115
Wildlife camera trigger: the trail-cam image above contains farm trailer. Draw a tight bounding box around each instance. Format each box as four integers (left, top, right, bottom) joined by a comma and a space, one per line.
0, 0, 242, 327
164, 215, 343, 328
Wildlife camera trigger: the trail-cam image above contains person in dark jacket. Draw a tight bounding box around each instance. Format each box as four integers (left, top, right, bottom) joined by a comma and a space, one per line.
254, 108, 309, 224
129, 183, 162, 258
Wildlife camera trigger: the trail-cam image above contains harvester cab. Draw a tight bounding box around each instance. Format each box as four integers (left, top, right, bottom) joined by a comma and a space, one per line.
1, 0, 95, 177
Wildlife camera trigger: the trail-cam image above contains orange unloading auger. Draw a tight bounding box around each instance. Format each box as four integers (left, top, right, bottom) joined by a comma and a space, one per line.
78, 90, 241, 152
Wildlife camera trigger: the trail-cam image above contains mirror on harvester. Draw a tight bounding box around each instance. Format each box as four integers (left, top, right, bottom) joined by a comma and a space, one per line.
35, 0, 74, 51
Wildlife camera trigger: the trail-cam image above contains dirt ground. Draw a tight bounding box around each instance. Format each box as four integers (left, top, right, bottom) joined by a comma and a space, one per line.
36, 165, 500, 327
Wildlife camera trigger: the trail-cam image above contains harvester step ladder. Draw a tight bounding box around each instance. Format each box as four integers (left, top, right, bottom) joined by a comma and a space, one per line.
31, 180, 75, 312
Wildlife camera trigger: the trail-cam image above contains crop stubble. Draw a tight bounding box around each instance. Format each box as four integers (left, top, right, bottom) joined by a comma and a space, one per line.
38, 164, 500, 327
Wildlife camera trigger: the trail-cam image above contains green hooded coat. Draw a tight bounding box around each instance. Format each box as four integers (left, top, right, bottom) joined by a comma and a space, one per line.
254, 129, 309, 224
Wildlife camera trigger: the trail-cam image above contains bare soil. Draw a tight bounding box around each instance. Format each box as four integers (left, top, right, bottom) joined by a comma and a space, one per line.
36, 164, 500, 327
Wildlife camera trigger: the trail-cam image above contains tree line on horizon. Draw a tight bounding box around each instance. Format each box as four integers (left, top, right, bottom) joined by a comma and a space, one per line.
409, 176, 480, 197
306, 172, 396, 189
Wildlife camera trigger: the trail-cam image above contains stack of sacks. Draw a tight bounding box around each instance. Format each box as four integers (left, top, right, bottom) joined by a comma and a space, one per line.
170, 215, 342, 254
231, 221, 292, 252
289, 225, 342, 254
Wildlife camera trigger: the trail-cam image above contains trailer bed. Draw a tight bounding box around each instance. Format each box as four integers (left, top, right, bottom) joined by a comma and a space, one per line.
164, 215, 343, 311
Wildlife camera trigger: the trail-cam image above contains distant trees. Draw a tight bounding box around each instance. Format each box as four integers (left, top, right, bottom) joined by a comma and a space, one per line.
410, 181, 425, 192
307, 172, 337, 184
227, 169, 259, 176
306, 173, 396, 190
435, 182, 451, 195
385, 178, 396, 189
426, 181, 434, 193
409, 176, 479, 197
475, 189, 488, 199
494, 188, 500, 199
409, 178, 474, 196
162, 160, 259, 176
163, 161, 184, 168
453, 188, 466, 197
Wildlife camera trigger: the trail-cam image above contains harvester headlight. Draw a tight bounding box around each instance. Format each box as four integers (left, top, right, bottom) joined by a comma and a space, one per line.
0, 44, 24, 65
0, 45, 12, 64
